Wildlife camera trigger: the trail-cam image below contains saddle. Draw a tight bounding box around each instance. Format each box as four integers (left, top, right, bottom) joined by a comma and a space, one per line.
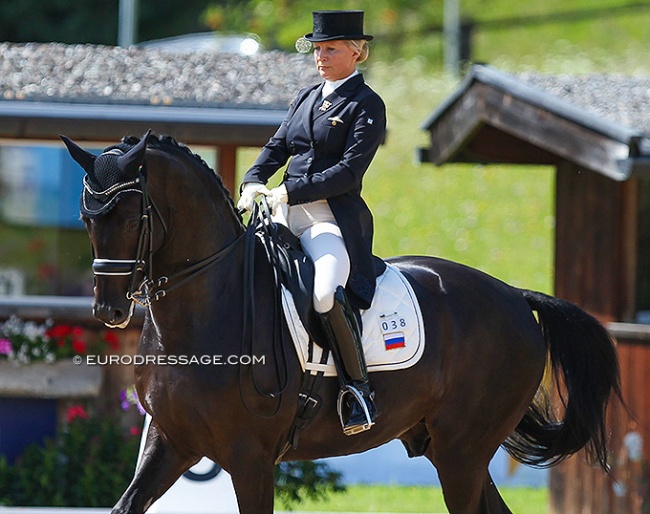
248, 200, 331, 456
252, 200, 324, 344
247, 200, 425, 455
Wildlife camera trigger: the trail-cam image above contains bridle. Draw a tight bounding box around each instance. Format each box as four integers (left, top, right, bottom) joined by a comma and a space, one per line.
87, 166, 244, 308
89, 157, 289, 408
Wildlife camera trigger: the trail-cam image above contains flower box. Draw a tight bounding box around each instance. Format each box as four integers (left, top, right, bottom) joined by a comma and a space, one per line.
0, 359, 102, 398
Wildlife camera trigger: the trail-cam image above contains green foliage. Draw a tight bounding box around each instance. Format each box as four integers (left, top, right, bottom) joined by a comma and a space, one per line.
0, 414, 140, 507
198, 0, 650, 68
0, 404, 343, 508
364, 58, 555, 292
275, 461, 346, 509
200, 0, 442, 55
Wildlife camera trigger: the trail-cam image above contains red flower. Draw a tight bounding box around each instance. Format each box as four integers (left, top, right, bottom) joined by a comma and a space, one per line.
47, 325, 72, 339
104, 331, 120, 351
72, 326, 84, 337
129, 426, 142, 437
67, 404, 89, 422
72, 339, 87, 354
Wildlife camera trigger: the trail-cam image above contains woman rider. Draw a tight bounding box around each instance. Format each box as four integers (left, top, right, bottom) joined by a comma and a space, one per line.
237, 10, 386, 436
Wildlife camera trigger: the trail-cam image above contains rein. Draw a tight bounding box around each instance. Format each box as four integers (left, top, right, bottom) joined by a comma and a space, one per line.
240, 199, 289, 410
92, 167, 288, 417
89, 169, 244, 307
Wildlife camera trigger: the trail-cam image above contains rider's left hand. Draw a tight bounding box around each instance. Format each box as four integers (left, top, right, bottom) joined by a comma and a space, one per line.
266, 185, 288, 212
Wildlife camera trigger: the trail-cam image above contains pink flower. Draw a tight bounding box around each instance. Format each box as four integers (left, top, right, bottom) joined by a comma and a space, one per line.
0, 339, 12, 355
120, 385, 146, 415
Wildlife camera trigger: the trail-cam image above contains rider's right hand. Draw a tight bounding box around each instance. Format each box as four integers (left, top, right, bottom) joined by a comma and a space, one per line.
237, 183, 271, 212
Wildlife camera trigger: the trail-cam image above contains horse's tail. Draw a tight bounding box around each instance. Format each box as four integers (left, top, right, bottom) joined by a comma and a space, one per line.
502, 289, 623, 471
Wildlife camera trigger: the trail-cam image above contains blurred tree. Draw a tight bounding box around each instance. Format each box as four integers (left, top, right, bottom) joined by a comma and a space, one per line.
0, 0, 214, 45
201, 0, 445, 55
0, 0, 446, 58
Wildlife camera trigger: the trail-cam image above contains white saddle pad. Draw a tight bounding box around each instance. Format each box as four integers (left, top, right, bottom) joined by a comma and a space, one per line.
281, 263, 426, 377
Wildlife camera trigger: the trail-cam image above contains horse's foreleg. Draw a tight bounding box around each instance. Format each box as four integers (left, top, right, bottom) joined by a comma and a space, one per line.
111, 421, 198, 514
227, 440, 276, 514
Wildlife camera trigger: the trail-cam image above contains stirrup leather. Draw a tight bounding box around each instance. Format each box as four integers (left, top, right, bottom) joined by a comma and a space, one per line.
337, 384, 375, 436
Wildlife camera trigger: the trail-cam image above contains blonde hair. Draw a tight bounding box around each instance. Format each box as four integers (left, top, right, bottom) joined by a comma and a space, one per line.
344, 39, 370, 63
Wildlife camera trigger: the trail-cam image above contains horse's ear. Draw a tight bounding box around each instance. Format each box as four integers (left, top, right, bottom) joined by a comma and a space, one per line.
118, 129, 152, 178
60, 135, 96, 174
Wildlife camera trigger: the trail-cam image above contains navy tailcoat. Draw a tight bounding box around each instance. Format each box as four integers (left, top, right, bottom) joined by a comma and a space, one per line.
243, 73, 386, 309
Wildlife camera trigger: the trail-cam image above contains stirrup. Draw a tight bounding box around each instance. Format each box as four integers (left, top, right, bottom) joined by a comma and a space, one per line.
336, 385, 375, 436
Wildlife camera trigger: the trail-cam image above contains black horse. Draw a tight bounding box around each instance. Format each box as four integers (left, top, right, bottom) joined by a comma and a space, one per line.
62, 132, 622, 514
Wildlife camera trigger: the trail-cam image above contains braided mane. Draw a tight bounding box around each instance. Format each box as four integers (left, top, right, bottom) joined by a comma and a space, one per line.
112, 133, 243, 226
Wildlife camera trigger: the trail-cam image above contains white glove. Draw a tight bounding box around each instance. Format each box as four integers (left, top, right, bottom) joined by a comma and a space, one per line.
265, 184, 288, 212
237, 183, 270, 212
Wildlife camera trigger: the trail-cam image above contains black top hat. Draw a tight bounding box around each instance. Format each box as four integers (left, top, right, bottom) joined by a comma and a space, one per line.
304, 10, 373, 42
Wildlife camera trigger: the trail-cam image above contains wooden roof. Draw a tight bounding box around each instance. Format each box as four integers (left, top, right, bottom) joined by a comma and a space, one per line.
419, 65, 650, 181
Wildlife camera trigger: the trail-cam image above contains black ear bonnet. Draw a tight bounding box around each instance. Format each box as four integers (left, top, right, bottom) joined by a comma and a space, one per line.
60, 131, 151, 218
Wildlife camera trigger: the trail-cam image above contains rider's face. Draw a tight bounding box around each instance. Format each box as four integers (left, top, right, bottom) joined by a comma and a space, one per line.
313, 40, 359, 81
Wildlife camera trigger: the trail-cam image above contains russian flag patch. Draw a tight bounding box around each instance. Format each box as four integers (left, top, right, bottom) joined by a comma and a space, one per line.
384, 332, 406, 350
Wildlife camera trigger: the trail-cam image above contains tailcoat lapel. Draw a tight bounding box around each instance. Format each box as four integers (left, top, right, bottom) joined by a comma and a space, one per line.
312, 74, 365, 122
302, 84, 323, 141
313, 90, 343, 122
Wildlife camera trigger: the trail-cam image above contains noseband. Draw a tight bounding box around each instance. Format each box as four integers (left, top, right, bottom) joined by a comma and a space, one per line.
87, 166, 243, 308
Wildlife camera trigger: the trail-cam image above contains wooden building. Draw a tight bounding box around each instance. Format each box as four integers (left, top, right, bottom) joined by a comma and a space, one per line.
0, 42, 318, 194
420, 64, 650, 513
0, 41, 316, 457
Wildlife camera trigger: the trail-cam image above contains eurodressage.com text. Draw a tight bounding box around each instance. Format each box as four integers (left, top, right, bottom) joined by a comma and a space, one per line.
76, 354, 266, 366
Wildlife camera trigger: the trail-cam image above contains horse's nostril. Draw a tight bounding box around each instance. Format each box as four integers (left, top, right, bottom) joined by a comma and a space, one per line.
113, 309, 124, 321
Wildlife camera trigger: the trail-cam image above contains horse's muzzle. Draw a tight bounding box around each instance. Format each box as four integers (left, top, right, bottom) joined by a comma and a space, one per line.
93, 299, 135, 329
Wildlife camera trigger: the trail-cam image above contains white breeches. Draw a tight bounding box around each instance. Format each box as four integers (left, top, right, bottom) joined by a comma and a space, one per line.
278, 200, 350, 313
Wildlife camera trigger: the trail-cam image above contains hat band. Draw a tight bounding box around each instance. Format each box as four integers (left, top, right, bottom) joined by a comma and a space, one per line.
305, 32, 373, 42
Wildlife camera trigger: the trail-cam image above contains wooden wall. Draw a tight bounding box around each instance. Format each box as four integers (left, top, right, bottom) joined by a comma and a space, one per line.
554, 162, 638, 323
550, 328, 650, 514
551, 164, 649, 512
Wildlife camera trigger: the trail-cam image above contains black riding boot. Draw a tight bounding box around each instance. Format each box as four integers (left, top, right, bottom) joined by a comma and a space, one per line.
320, 286, 377, 436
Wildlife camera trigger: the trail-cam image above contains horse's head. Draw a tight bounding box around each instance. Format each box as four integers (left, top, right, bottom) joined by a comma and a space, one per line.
62, 131, 158, 328
63, 131, 244, 329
